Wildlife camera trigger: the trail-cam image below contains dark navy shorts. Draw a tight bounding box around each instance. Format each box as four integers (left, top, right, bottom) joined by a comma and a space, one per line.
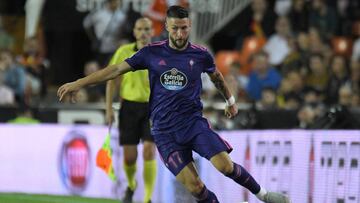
153, 117, 233, 176
119, 100, 153, 145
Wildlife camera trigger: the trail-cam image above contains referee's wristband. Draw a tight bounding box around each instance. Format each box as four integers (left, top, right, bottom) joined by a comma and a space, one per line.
226, 96, 236, 106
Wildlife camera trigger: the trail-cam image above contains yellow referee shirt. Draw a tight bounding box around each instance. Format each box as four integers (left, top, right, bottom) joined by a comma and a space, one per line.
109, 43, 150, 102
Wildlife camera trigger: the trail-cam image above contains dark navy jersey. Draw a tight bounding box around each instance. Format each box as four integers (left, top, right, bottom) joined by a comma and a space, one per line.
125, 40, 215, 134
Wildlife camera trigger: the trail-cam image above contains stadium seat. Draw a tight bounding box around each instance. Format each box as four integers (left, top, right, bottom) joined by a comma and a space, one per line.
215, 51, 241, 76
239, 36, 266, 75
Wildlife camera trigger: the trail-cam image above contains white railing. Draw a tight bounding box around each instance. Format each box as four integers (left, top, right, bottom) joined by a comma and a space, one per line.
123, 0, 250, 44
190, 0, 251, 43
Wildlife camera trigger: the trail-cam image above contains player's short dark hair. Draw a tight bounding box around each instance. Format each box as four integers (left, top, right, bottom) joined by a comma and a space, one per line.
167, 5, 189, 18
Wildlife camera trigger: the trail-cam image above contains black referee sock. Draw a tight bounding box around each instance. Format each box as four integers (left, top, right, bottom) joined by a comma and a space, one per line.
193, 185, 219, 203
225, 162, 261, 194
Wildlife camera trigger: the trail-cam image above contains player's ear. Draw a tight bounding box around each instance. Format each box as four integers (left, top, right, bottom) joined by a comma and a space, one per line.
165, 18, 169, 32
149, 20, 155, 37
151, 27, 155, 37
132, 28, 137, 39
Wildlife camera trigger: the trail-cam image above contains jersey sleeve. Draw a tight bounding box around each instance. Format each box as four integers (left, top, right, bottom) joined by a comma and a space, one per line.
203, 51, 216, 73
125, 46, 149, 70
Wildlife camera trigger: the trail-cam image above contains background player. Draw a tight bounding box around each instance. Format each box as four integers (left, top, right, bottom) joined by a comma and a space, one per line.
106, 18, 156, 203
58, 6, 290, 203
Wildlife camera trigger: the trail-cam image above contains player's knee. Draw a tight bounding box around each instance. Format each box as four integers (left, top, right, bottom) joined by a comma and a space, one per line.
217, 161, 234, 175
186, 177, 204, 194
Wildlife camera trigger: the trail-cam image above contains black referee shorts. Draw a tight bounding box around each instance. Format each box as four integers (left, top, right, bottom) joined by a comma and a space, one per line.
118, 99, 153, 145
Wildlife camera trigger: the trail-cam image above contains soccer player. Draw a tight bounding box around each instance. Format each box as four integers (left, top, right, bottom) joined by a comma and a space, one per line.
105, 18, 156, 203
58, 5, 290, 203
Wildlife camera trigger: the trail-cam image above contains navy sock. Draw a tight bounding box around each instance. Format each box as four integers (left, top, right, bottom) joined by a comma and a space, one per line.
225, 162, 261, 194
193, 186, 219, 203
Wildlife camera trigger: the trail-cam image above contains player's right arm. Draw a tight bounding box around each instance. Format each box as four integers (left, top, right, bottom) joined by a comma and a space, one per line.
202, 50, 238, 118
208, 69, 238, 118
58, 62, 132, 102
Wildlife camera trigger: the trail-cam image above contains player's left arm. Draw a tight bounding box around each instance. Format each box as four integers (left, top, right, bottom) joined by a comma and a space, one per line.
207, 69, 238, 118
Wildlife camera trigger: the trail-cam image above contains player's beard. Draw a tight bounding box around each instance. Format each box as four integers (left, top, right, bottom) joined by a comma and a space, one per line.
170, 35, 189, 49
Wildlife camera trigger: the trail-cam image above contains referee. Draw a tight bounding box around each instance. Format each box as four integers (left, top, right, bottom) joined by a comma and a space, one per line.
105, 18, 156, 203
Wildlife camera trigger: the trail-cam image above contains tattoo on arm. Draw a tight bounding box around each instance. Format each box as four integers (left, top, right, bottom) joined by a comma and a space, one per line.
209, 70, 231, 99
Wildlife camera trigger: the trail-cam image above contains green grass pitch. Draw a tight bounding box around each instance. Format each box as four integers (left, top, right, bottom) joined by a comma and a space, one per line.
0, 193, 121, 203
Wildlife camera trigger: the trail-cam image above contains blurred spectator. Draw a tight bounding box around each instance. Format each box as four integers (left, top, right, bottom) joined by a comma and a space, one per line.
309, 0, 337, 40
17, 36, 48, 97
75, 88, 89, 103
287, 70, 305, 95
274, 0, 292, 16
349, 59, 360, 93
352, 37, 360, 62
83, 0, 126, 66
236, 0, 277, 48
144, 0, 167, 38
249, 0, 277, 38
277, 77, 292, 108
238, 36, 267, 75
7, 105, 40, 124
283, 92, 301, 110
0, 16, 14, 51
280, 37, 304, 75
264, 16, 292, 66
83, 60, 105, 102
1, 0, 358, 128
246, 51, 282, 100
338, 84, 352, 107
334, 0, 350, 35
325, 55, 350, 105
117, 2, 142, 43
224, 63, 241, 101
305, 53, 329, 92
231, 61, 249, 102
0, 49, 26, 104
352, 93, 360, 107
296, 32, 311, 74
277, 70, 305, 108
256, 87, 278, 110
297, 105, 316, 128
308, 27, 328, 56
303, 87, 322, 105
215, 51, 241, 76
0, 68, 15, 105
303, 86, 325, 117
288, 0, 310, 33
334, 0, 360, 36
201, 73, 217, 101
348, 59, 360, 107
296, 31, 309, 54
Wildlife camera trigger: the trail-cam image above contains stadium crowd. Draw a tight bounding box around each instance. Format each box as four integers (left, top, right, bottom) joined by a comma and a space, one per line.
0, 0, 359, 129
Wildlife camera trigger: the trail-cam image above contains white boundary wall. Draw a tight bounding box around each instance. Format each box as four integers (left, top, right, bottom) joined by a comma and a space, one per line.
0, 125, 359, 203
